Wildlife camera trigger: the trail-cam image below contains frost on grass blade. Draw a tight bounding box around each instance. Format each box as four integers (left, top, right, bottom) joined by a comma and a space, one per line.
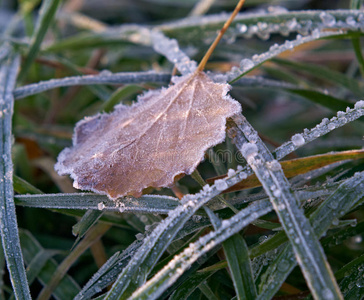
151, 30, 197, 75
55, 71, 241, 199
227, 30, 342, 82
130, 200, 272, 300
14, 72, 171, 100
229, 115, 342, 300
274, 100, 364, 160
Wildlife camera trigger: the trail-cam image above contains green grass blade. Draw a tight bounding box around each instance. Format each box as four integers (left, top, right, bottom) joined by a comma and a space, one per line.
13, 72, 170, 100
169, 269, 215, 299
37, 223, 110, 300
13, 175, 43, 194
72, 210, 104, 246
222, 235, 256, 300
0, 238, 5, 300
351, 37, 364, 77
273, 58, 364, 97
102, 85, 144, 113
205, 207, 256, 300
230, 115, 342, 300
15, 193, 179, 214
286, 88, 351, 112
18, 0, 61, 81
0, 54, 31, 300
160, 9, 364, 42
338, 254, 364, 299
20, 230, 80, 299
25, 250, 60, 286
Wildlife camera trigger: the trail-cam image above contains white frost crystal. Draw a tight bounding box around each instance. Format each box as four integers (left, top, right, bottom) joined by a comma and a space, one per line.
241, 142, 258, 158
215, 179, 228, 191
354, 100, 364, 109
291, 133, 305, 146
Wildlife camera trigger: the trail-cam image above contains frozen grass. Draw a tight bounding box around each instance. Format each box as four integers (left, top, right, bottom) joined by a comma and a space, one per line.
0, 0, 364, 299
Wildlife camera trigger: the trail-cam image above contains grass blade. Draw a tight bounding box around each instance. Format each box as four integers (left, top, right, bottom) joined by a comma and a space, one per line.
230, 115, 342, 300
18, 0, 61, 81
273, 58, 364, 97
257, 171, 364, 299
20, 230, 80, 299
0, 54, 31, 300
37, 223, 110, 300
14, 72, 170, 100
129, 201, 272, 300
205, 207, 256, 300
15, 193, 179, 214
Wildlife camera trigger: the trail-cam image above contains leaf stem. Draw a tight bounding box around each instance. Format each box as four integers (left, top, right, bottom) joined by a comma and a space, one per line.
197, 0, 245, 71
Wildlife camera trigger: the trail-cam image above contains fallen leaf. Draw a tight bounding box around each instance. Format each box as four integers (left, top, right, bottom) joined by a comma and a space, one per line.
207, 149, 364, 192
55, 71, 241, 199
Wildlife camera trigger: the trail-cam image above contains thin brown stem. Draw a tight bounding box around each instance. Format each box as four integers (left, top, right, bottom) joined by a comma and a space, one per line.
197, 0, 245, 71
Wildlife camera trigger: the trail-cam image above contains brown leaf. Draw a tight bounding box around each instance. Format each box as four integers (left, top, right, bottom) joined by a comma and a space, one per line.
55, 71, 241, 199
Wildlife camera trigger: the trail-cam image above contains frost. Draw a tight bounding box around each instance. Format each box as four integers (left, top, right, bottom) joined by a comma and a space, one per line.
267, 160, 281, 171
239, 59, 254, 71
274, 190, 282, 198
227, 168, 236, 177
346, 16, 357, 27
241, 142, 258, 158
151, 31, 197, 75
291, 133, 305, 146
135, 233, 144, 241
215, 179, 228, 191
354, 100, 364, 109
319, 12, 336, 27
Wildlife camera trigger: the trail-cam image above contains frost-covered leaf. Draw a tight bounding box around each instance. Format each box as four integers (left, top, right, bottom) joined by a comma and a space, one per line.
55, 71, 241, 199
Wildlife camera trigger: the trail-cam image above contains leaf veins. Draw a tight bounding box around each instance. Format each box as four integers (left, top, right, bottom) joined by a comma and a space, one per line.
55, 71, 241, 199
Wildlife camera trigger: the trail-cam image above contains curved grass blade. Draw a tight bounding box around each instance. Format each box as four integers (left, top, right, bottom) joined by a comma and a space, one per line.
13, 72, 170, 100
0, 54, 31, 300
18, 0, 61, 81
229, 114, 342, 300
